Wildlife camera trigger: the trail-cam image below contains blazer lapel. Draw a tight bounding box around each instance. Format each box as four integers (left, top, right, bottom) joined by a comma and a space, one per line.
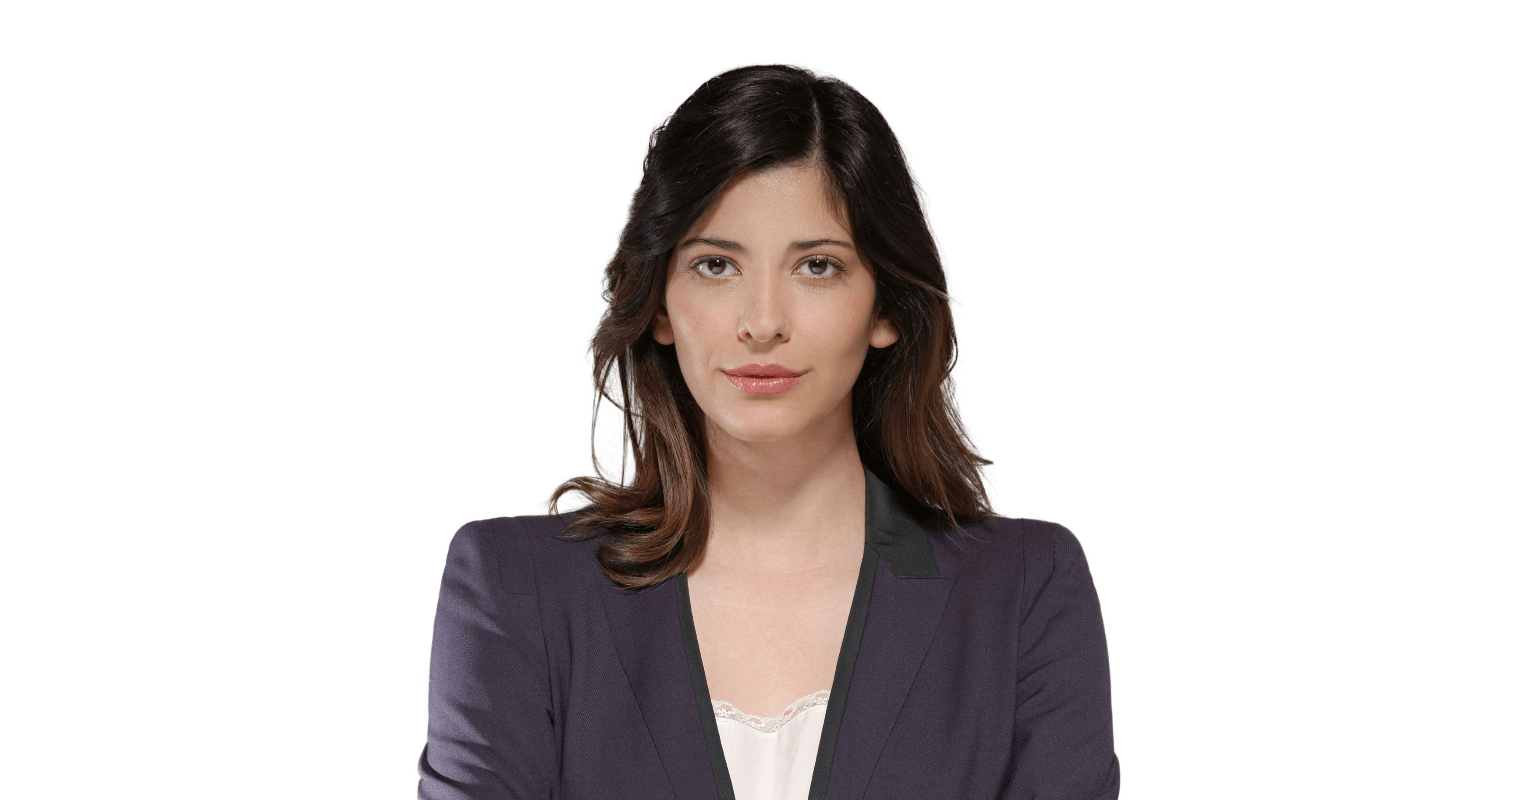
815, 466, 956, 800
600, 577, 720, 800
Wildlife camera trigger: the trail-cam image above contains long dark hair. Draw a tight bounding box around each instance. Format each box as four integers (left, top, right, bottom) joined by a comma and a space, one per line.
547, 64, 995, 590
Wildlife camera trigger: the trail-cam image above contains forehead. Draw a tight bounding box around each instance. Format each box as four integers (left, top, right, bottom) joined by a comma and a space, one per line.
683, 163, 851, 241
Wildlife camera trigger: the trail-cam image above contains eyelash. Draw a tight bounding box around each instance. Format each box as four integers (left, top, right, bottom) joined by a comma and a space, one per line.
686, 255, 849, 280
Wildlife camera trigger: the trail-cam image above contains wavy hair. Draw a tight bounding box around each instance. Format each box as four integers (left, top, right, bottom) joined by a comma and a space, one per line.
547, 64, 995, 590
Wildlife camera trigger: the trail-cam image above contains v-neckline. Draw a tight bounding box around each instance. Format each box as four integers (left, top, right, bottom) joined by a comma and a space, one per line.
675, 540, 879, 800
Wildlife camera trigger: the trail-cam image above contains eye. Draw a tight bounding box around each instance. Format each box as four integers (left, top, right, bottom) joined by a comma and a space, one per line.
797, 256, 848, 279
689, 256, 739, 278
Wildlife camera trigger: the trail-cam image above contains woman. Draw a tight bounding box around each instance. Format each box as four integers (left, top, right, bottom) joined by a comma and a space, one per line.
418, 65, 1119, 800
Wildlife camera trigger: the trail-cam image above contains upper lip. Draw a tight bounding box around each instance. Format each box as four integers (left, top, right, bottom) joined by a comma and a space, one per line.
724, 363, 804, 378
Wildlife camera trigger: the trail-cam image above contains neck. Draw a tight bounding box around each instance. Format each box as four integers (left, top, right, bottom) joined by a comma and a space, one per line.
697, 429, 868, 578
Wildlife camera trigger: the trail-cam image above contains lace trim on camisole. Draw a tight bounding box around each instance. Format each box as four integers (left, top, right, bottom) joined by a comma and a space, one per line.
711, 689, 831, 734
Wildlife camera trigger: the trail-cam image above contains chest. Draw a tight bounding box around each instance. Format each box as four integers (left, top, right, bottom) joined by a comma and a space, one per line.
685, 568, 859, 719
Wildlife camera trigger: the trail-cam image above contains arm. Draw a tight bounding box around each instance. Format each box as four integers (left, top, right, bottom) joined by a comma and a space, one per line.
1001, 522, 1120, 799
418, 519, 558, 800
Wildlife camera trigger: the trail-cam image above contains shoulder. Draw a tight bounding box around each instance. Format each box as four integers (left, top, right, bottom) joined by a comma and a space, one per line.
928, 514, 1097, 589
441, 513, 607, 597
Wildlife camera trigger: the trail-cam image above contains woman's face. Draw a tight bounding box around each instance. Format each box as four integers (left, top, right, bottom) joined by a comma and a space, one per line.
652, 162, 899, 451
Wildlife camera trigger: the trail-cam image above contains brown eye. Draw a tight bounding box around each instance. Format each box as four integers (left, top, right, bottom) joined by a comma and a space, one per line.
799, 256, 845, 278
693, 256, 736, 277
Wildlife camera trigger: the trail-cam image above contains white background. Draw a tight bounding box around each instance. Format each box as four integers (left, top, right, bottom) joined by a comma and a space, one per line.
2, 2, 1535, 798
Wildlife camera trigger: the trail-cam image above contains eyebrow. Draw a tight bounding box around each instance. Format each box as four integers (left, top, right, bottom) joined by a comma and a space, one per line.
677, 237, 855, 252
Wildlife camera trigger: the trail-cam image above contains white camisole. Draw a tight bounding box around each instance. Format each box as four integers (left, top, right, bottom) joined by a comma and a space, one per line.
711, 689, 831, 800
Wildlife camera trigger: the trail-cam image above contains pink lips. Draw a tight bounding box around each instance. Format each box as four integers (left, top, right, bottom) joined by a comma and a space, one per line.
723, 363, 806, 395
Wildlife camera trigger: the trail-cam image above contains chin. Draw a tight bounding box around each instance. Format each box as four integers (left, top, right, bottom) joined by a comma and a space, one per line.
707, 409, 808, 444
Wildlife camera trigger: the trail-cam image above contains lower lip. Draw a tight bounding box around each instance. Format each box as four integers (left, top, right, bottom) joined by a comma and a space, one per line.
724, 373, 802, 395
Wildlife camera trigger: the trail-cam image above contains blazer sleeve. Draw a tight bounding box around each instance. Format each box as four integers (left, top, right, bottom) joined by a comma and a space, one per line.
1001, 522, 1121, 799
418, 519, 558, 800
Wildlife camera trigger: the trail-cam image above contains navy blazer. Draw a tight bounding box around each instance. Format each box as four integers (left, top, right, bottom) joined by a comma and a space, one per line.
418, 465, 1119, 799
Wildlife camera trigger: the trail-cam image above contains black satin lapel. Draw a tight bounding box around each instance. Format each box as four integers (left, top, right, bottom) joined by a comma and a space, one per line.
600, 579, 720, 800
813, 464, 955, 799
861, 466, 942, 578
807, 541, 879, 800
676, 576, 737, 800
818, 561, 955, 799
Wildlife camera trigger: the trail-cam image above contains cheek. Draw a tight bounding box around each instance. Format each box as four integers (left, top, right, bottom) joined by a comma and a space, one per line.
841, 316, 876, 363
831, 298, 878, 351
803, 306, 877, 373
668, 295, 728, 370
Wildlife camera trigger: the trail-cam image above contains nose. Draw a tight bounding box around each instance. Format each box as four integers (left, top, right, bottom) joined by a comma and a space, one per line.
738, 267, 789, 344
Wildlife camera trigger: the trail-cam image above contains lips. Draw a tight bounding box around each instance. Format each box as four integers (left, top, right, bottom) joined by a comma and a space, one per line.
723, 363, 805, 395
724, 364, 803, 378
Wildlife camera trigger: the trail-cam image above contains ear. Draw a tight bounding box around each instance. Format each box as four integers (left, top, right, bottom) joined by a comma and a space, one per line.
652, 309, 675, 345
869, 313, 898, 349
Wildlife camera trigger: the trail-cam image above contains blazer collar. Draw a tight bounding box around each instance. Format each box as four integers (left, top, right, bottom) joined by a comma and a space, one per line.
599, 462, 956, 800
861, 463, 942, 579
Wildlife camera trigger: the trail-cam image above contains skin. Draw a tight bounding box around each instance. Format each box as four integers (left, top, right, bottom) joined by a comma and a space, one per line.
651, 161, 900, 718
